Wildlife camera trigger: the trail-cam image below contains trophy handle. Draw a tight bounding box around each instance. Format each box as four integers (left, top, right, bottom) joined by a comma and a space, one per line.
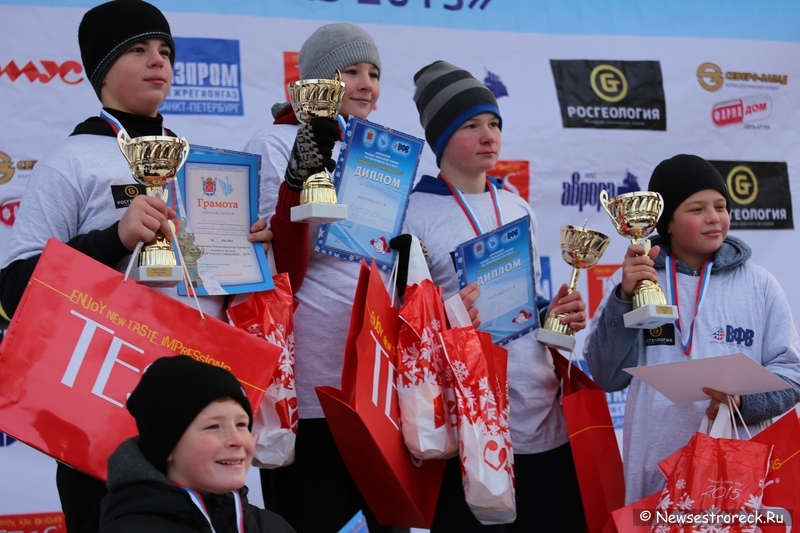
176, 137, 191, 172
599, 189, 613, 219
654, 192, 664, 221
117, 130, 132, 163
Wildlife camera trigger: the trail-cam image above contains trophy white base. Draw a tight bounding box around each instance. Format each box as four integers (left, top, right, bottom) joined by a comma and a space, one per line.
535, 328, 576, 352
290, 202, 348, 223
623, 303, 679, 329
132, 265, 183, 287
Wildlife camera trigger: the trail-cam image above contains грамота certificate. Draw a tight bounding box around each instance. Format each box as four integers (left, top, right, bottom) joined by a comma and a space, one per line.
454, 215, 538, 345
176, 146, 273, 295
316, 117, 424, 271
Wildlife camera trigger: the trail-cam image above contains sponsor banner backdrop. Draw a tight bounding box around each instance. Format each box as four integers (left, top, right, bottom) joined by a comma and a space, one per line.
1, 0, 799, 517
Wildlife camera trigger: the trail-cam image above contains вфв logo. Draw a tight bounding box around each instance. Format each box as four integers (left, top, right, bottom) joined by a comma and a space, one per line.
0, 60, 83, 84
711, 325, 755, 347
590, 65, 627, 102
550, 60, 666, 130
697, 62, 788, 92
712, 95, 772, 127
162, 37, 243, 116
0, 196, 22, 227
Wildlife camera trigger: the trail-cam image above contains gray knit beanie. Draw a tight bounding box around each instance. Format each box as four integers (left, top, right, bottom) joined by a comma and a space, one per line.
413, 60, 502, 166
299, 23, 381, 80
648, 154, 731, 241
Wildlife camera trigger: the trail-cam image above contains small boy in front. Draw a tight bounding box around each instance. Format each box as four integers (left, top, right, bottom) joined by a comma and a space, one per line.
98, 355, 295, 532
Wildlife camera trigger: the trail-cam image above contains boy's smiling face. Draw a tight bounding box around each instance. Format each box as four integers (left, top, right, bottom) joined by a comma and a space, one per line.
101, 38, 172, 117
166, 398, 254, 495
667, 188, 730, 267
337, 62, 380, 120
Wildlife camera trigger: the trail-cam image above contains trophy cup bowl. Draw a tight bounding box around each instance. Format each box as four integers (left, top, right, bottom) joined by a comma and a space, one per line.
118, 133, 190, 287
288, 77, 349, 223
599, 190, 678, 328
536, 224, 610, 351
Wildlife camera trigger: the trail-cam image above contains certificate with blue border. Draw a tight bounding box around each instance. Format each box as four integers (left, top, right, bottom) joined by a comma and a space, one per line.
454, 215, 538, 346
316, 117, 424, 271
175, 145, 273, 295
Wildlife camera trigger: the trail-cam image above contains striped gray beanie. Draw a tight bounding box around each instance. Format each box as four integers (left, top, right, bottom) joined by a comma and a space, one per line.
413, 60, 502, 166
299, 23, 381, 80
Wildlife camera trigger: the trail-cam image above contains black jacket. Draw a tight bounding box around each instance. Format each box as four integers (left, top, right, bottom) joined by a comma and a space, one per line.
98, 438, 296, 533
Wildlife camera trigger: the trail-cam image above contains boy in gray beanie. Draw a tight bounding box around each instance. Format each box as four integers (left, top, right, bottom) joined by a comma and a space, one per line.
585, 154, 800, 504
243, 23, 390, 533
403, 60, 587, 532
98, 356, 296, 532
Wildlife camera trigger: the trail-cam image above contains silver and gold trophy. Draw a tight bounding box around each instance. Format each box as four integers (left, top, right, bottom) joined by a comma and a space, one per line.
535, 222, 610, 351
118, 132, 190, 287
599, 190, 679, 328
288, 72, 349, 223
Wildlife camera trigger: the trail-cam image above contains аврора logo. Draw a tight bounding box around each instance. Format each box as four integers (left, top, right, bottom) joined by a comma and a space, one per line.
590, 65, 628, 102
0, 60, 83, 84
726, 165, 758, 205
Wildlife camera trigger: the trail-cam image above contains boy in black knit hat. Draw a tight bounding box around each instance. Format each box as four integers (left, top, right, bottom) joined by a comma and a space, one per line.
403, 60, 587, 532
0, 1, 270, 531
98, 356, 295, 532
584, 153, 800, 504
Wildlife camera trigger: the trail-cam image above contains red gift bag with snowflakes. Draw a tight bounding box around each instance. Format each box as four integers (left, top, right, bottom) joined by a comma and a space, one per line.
228, 273, 297, 468
650, 431, 772, 533
397, 278, 458, 460
441, 326, 515, 525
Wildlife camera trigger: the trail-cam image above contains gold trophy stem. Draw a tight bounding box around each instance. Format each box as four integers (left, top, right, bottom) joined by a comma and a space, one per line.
629, 236, 667, 308
139, 186, 177, 268
543, 264, 581, 338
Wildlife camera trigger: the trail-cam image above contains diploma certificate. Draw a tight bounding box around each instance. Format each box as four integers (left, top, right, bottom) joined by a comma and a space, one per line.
316, 117, 424, 271
176, 146, 273, 295
454, 215, 538, 345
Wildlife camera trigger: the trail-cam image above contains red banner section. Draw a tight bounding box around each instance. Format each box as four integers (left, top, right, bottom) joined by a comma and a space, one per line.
0, 239, 279, 481
0, 512, 65, 533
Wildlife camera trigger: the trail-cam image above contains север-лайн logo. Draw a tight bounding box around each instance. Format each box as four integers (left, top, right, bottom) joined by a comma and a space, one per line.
550, 60, 666, 130
160, 38, 243, 116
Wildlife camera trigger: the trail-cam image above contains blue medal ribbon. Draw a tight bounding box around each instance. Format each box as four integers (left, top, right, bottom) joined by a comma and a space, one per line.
439, 175, 503, 236
665, 255, 712, 356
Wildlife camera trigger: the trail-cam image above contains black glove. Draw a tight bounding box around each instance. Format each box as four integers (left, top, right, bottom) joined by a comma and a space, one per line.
389, 234, 432, 300
284, 117, 340, 192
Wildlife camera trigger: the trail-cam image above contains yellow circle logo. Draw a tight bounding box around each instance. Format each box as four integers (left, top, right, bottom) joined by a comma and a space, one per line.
590, 65, 628, 102
697, 62, 724, 92
650, 327, 663, 337
124, 185, 140, 198
727, 165, 758, 205
0, 152, 15, 185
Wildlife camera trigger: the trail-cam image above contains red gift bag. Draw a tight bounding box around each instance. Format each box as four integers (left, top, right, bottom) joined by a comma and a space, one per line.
0, 239, 280, 480
750, 410, 800, 531
441, 327, 515, 525
397, 278, 457, 460
551, 349, 626, 533
652, 430, 772, 533
315, 260, 446, 528
228, 272, 297, 469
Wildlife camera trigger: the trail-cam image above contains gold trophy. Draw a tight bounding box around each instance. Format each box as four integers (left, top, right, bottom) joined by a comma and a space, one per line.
535, 222, 610, 351
118, 132, 190, 287
288, 72, 349, 223
599, 190, 679, 328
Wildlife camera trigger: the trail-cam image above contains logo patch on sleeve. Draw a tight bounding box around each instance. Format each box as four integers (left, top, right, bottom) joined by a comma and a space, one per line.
644, 323, 676, 346
111, 184, 146, 209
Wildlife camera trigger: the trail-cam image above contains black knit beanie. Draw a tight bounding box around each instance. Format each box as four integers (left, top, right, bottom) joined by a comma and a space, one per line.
79, 0, 176, 99
127, 355, 253, 474
413, 61, 502, 166
648, 154, 731, 241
